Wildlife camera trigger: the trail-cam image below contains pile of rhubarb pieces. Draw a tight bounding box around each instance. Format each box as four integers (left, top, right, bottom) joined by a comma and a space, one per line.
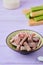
23, 5, 43, 26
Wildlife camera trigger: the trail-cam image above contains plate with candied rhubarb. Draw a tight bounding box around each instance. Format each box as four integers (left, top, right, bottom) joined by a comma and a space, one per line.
6, 29, 43, 55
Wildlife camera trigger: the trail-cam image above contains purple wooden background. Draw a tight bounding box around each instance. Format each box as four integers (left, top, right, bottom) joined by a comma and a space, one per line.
0, 0, 43, 65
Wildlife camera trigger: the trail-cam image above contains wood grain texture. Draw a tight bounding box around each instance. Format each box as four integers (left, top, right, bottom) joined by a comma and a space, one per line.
0, 0, 43, 65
